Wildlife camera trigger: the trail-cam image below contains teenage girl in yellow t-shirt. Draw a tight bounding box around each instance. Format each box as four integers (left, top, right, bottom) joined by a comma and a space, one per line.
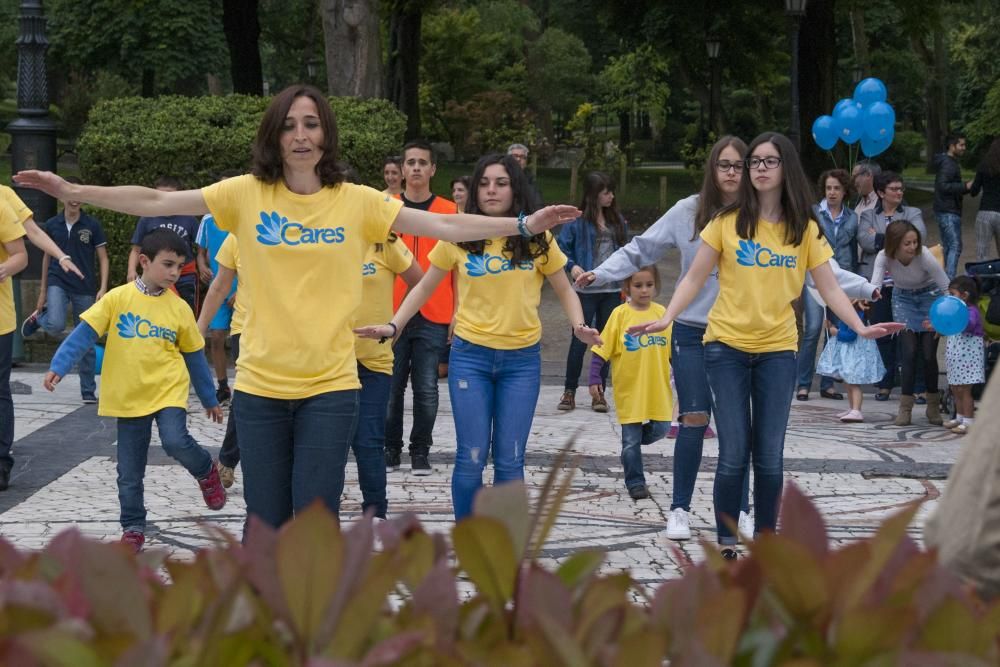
357, 154, 602, 520
590, 267, 673, 501
628, 132, 903, 559
15, 85, 583, 530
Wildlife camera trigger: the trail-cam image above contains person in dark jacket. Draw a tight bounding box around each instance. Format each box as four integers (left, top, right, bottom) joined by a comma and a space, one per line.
971, 137, 1000, 260
933, 134, 971, 278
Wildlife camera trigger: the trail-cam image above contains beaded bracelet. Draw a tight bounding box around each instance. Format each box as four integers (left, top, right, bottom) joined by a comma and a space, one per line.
516, 211, 533, 238
379, 322, 398, 344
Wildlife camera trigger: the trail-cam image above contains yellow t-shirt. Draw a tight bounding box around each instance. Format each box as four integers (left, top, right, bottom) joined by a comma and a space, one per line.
214, 234, 245, 336
0, 201, 26, 335
700, 212, 833, 353
592, 302, 673, 424
429, 235, 567, 349
0, 185, 33, 225
201, 175, 403, 399
81, 283, 204, 417
355, 240, 414, 374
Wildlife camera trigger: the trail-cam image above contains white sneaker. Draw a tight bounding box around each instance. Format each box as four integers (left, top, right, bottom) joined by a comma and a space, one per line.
738, 511, 754, 542
943, 417, 962, 429
665, 508, 691, 540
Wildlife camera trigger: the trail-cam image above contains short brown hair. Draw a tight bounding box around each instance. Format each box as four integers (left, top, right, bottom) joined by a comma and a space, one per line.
628, 265, 661, 295
251, 84, 344, 187
818, 168, 850, 196
884, 220, 922, 259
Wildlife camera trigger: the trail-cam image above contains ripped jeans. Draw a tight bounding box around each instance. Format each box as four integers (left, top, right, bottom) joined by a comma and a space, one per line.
448, 336, 541, 520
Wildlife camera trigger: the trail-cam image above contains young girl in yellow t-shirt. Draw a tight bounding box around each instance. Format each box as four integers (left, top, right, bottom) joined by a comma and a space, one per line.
590, 267, 673, 501
627, 132, 903, 559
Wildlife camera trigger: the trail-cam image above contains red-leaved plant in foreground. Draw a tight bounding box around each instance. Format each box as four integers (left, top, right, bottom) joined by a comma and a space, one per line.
0, 445, 998, 666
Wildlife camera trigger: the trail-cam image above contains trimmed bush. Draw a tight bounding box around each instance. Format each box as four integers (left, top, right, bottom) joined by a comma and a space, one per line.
77, 94, 406, 286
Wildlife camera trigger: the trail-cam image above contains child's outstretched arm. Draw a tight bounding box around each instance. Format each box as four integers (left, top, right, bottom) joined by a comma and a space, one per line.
182, 351, 222, 423
44, 323, 100, 390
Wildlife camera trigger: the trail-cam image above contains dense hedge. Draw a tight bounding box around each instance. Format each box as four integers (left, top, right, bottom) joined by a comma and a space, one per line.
77, 94, 406, 286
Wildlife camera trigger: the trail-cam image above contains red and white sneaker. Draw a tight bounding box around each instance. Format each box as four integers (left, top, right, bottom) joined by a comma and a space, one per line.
198, 462, 227, 510
121, 530, 145, 553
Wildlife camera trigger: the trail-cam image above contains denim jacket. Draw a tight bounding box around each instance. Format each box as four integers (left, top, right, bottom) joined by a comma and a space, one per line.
558, 214, 628, 274
811, 203, 859, 274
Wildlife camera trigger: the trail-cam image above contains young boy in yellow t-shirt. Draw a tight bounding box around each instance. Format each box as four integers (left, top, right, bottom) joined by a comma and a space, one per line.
44, 230, 225, 552
591, 266, 673, 500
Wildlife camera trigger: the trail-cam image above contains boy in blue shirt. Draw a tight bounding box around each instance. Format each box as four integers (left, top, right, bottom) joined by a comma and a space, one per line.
22, 177, 109, 403
44, 229, 226, 552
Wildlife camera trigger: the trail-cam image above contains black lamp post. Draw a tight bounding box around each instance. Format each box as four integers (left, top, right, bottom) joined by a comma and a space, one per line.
705, 36, 721, 140
7, 0, 57, 362
785, 0, 808, 151
852, 64, 864, 84
306, 55, 322, 84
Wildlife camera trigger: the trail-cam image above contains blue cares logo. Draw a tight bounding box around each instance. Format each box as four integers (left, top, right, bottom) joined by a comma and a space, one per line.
624, 332, 667, 351
736, 239, 797, 269
256, 211, 346, 247
116, 312, 177, 343
464, 253, 534, 277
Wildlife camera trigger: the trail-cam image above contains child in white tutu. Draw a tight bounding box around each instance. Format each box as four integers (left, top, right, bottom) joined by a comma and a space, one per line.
817, 301, 885, 422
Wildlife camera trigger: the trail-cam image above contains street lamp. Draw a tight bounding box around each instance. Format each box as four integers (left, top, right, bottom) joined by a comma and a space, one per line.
306, 55, 322, 83
852, 64, 864, 84
785, 0, 808, 151
705, 36, 721, 140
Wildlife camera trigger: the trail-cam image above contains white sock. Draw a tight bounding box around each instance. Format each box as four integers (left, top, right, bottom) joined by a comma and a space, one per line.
962, 416, 974, 425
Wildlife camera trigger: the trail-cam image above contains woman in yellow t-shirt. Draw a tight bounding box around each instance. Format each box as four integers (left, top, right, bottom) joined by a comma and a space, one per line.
629, 132, 902, 558
357, 154, 602, 520
14, 85, 582, 530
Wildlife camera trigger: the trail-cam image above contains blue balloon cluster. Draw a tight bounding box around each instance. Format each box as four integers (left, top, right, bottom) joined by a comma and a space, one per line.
811, 78, 896, 157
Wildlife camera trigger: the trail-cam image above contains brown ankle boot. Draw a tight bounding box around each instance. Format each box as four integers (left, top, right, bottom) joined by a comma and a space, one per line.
557, 390, 575, 411
925, 392, 943, 425
894, 395, 914, 426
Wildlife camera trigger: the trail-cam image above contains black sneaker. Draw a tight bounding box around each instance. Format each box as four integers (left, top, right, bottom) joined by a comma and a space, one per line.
216, 385, 232, 406
385, 449, 400, 472
411, 454, 432, 476
721, 548, 739, 561
20, 309, 44, 338
628, 484, 650, 500
82, 393, 98, 404
0, 467, 9, 491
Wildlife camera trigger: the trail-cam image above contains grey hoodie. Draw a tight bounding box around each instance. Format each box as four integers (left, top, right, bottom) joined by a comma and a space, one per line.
591, 194, 877, 326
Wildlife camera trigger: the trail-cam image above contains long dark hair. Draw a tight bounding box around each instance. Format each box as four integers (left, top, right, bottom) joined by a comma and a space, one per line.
979, 138, 1000, 178
692, 135, 749, 240
717, 132, 820, 246
884, 220, 922, 259
580, 171, 626, 247
458, 154, 550, 263
251, 84, 345, 187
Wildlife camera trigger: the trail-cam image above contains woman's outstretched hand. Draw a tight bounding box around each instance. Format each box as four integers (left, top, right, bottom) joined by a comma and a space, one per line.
574, 271, 597, 288
626, 317, 672, 335
573, 325, 602, 346
354, 324, 397, 343
525, 205, 582, 234
12, 170, 72, 200
858, 322, 905, 339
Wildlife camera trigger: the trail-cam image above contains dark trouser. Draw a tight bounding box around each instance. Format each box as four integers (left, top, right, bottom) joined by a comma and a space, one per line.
563, 291, 619, 391
899, 331, 939, 395
353, 363, 391, 518
705, 342, 797, 545
219, 334, 240, 468
0, 333, 13, 473
869, 286, 897, 390
176, 275, 198, 312
234, 389, 358, 528
386, 312, 448, 457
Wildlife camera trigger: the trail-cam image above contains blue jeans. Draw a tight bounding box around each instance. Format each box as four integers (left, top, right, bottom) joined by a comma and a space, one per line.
670, 323, 749, 513
705, 342, 797, 545
354, 364, 391, 518
0, 333, 12, 473
233, 389, 358, 528
386, 312, 449, 456
936, 211, 963, 279
621, 420, 669, 490
796, 289, 834, 392
219, 334, 240, 468
35, 286, 96, 397
116, 407, 214, 533
564, 291, 619, 390
448, 336, 540, 520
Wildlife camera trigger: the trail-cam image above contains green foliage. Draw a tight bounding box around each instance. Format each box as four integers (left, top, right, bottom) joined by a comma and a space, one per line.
894, 130, 926, 168
598, 45, 669, 120
526, 27, 593, 118
77, 94, 405, 286
441, 91, 539, 161
966, 79, 1000, 153
1, 446, 998, 664
259, 0, 325, 91
566, 103, 622, 172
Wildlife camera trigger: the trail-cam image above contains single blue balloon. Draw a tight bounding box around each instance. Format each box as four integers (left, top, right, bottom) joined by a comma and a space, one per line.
860, 132, 893, 157
834, 104, 863, 144
833, 97, 858, 118
863, 101, 896, 140
854, 77, 888, 107
95, 344, 104, 376
929, 295, 969, 336
812, 115, 838, 150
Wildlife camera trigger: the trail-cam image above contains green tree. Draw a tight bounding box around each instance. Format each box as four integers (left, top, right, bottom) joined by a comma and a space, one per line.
598, 45, 669, 152
525, 27, 592, 140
